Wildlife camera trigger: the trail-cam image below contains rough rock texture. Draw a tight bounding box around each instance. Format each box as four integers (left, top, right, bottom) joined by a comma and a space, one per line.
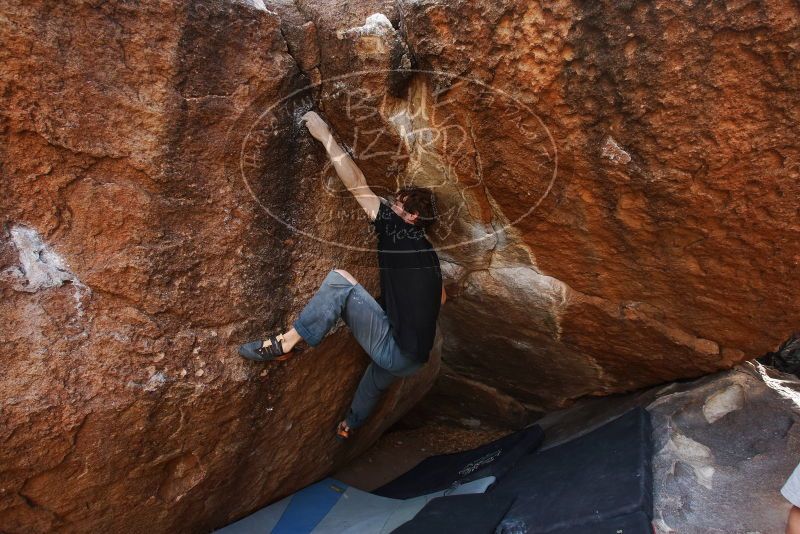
0, 2, 439, 532
537, 362, 800, 534
398, 0, 800, 410
400, 364, 542, 430
2, 0, 800, 531
268, 0, 800, 410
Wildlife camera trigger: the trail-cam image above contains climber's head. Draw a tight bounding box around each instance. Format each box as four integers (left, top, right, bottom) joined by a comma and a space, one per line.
393, 186, 438, 229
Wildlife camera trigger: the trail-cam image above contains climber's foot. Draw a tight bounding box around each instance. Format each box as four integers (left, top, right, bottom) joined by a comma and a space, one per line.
238, 332, 300, 362
336, 420, 351, 441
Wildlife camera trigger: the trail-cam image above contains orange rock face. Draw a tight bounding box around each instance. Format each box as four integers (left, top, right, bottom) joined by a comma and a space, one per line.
0, 1, 437, 532
396, 0, 800, 409
1, 0, 799, 531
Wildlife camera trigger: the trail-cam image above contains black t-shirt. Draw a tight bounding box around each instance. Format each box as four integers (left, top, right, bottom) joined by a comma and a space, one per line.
372, 197, 442, 363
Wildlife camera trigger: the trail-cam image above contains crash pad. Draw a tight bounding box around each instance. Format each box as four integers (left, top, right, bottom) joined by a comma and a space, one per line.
375, 424, 544, 499
216, 476, 497, 534
391, 493, 516, 534
492, 408, 653, 533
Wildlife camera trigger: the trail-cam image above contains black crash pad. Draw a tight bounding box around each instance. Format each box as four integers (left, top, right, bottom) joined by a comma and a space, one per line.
375, 424, 544, 499
391, 493, 516, 534
492, 407, 653, 533
498, 511, 653, 534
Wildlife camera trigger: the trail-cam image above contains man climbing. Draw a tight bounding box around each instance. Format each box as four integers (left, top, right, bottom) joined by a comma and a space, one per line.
238, 110, 445, 440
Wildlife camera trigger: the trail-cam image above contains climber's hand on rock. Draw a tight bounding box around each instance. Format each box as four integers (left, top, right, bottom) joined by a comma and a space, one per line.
301, 111, 330, 142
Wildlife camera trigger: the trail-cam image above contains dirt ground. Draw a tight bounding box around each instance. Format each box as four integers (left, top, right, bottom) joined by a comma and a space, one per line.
333, 422, 510, 491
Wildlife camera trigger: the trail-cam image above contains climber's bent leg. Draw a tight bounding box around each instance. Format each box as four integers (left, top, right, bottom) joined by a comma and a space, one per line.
293, 268, 422, 429
344, 351, 421, 430
292, 269, 359, 346
336, 275, 419, 373
333, 268, 357, 285
345, 363, 398, 429
341, 297, 422, 428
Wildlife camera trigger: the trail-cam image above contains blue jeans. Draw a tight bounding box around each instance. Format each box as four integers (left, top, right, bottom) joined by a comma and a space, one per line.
292, 269, 423, 429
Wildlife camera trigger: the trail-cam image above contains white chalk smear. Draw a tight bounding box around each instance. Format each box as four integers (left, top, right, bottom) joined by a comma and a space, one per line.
4, 225, 78, 292
601, 136, 632, 164
337, 13, 395, 39
2, 224, 91, 314
237, 0, 269, 13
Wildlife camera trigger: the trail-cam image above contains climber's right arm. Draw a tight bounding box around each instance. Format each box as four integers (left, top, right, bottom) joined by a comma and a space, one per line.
302, 111, 380, 221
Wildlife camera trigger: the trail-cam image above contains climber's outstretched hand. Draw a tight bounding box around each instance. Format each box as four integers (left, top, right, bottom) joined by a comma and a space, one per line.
301, 111, 331, 143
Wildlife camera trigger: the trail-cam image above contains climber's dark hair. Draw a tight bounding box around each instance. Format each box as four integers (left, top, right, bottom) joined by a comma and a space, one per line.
395, 186, 438, 229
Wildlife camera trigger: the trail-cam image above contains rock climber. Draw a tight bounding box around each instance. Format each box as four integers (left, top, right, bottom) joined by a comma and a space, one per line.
238, 110, 445, 441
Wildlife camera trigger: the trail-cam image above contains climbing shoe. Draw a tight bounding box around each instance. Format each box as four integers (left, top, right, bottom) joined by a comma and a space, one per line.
336, 420, 352, 441
238, 333, 298, 362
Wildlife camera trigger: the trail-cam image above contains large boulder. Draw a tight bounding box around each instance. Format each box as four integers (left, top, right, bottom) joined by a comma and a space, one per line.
268, 0, 800, 410
2, 0, 799, 531
0, 1, 438, 532
394, 0, 800, 409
